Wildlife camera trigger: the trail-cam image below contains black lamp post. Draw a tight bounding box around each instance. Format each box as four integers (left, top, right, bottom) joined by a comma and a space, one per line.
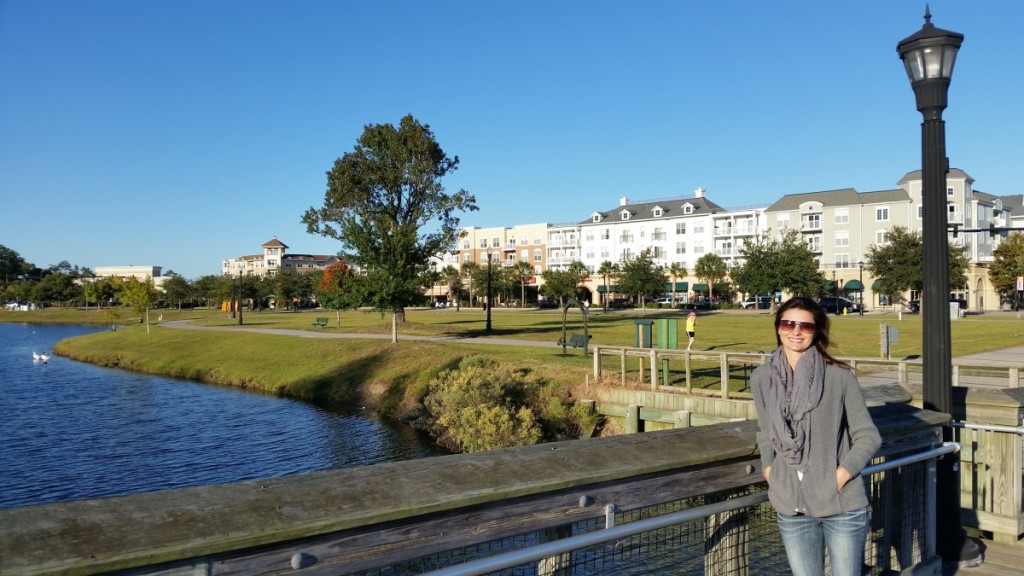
237, 270, 243, 326
230, 271, 237, 319
858, 261, 864, 315
898, 7, 979, 566
485, 247, 493, 333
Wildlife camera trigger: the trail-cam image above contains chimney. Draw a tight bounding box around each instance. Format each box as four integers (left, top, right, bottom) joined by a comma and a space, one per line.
695, 187, 705, 198
619, 196, 630, 206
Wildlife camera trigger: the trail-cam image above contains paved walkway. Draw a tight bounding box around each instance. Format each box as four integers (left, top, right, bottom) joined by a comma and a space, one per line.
161, 320, 564, 348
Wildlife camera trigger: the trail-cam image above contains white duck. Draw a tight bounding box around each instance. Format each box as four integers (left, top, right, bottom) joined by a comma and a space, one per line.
40, 353, 50, 363
32, 351, 41, 361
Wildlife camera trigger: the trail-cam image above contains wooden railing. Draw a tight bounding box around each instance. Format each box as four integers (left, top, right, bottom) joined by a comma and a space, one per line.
0, 404, 948, 575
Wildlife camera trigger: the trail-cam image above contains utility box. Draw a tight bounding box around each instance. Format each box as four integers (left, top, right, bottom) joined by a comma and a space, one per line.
634, 319, 654, 348
656, 318, 678, 349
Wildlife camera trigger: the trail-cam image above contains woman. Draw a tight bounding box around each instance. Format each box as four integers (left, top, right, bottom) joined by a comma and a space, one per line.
685, 311, 696, 350
752, 296, 881, 576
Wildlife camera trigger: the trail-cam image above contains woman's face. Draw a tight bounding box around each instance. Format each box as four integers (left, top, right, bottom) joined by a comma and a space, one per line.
778, 308, 817, 356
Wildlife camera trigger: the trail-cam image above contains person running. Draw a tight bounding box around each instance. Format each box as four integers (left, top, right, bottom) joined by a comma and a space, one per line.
685, 311, 696, 350
751, 296, 881, 576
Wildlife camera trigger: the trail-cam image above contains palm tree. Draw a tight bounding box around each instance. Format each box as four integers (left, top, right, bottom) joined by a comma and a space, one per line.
597, 260, 618, 311
668, 262, 687, 307
461, 261, 480, 308
441, 265, 463, 311
513, 260, 535, 307
567, 260, 590, 303
694, 253, 728, 304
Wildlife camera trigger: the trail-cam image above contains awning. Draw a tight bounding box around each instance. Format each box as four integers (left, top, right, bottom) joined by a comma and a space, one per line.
596, 284, 620, 293
844, 279, 864, 290
693, 283, 708, 293
664, 281, 688, 292
871, 279, 882, 290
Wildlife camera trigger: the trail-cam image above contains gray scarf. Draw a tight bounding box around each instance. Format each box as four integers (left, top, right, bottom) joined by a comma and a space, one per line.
768, 346, 825, 473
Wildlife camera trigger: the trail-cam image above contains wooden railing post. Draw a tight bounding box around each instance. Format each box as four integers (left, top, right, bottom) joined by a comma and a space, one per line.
720, 353, 730, 399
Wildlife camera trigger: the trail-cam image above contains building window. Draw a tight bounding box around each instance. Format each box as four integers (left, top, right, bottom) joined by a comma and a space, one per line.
918, 205, 923, 219
694, 223, 705, 234
675, 222, 686, 234
683, 204, 694, 215
947, 186, 955, 197
835, 230, 849, 247
876, 229, 888, 244
676, 242, 686, 254
601, 229, 610, 240
534, 235, 542, 245
593, 215, 601, 223
533, 249, 542, 262
807, 236, 822, 252
835, 254, 850, 268
492, 237, 500, 248
778, 214, 790, 229
653, 207, 663, 217
693, 241, 705, 254
620, 210, 631, 220
802, 214, 821, 230
520, 249, 528, 261
479, 239, 487, 248
462, 239, 470, 249
876, 207, 890, 222
834, 207, 849, 224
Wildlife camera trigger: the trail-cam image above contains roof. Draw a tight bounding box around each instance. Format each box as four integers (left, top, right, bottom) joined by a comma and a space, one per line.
765, 188, 910, 212
580, 196, 726, 226
896, 168, 974, 185
261, 237, 289, 249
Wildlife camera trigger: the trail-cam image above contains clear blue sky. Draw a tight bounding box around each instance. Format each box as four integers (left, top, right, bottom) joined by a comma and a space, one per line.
2, 1, 1022, 279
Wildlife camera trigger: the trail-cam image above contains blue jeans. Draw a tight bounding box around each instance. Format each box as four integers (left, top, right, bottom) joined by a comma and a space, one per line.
776, 507, 869, 576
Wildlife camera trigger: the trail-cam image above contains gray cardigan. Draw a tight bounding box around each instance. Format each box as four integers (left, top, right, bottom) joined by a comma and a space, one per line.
752, 357, 882, 517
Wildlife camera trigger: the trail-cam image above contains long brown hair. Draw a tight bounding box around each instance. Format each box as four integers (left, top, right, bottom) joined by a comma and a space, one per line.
774, 296, 849, 368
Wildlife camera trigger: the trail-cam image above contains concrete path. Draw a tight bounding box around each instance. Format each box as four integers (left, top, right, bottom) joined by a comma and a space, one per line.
160, 320, 564, 348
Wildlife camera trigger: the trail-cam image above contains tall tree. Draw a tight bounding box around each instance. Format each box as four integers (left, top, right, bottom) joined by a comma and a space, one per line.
694, 254, 727, 301
667, 262, 686, 306
161, 275, 194, 309
0, 245, 28, 286
597, 260, 619, 311
615, 249, 666, 313
539, 269, 579, 307
988, 232, 1024, 304
303, 115, 477, 343
440, 265, 464, 311
734, 229, 824, 301
460, 261, 480, 308
865, 225, 969, 306
116, 277, 159, 333
512, 260, 535, 307
313, 262, 357, 321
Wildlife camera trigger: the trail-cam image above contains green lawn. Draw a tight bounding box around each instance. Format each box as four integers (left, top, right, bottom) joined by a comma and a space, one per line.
6, 306, 1023, 410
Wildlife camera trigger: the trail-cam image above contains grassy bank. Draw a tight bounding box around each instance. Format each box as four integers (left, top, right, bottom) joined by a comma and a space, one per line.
49, 318, 596, 417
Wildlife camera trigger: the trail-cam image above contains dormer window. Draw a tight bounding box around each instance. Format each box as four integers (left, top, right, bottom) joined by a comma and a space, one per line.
592, 214, 602, 223
683, 203, 694, 215
652, 206, 664, 217
620, 210, 631, 220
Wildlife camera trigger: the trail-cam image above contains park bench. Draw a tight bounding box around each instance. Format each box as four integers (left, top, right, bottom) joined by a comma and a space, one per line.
312, 317, 329, 328
559, 332, 591, 348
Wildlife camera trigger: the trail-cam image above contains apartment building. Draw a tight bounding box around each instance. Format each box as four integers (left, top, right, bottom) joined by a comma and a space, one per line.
448, 168, 1021, 309
221, 237, 340, 278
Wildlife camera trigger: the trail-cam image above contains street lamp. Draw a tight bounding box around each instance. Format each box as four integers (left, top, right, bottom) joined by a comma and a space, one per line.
898, 7, 979, 566
858, 261, 864, 315
485, 247, 493, 333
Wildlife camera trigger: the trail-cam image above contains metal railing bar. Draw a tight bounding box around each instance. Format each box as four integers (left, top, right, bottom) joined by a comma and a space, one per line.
421, 491, 768, 576
952, 420, 1024, 435
422, 443, 958, 576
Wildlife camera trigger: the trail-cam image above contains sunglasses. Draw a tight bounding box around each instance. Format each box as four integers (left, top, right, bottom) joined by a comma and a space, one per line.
779, 319, 817, 334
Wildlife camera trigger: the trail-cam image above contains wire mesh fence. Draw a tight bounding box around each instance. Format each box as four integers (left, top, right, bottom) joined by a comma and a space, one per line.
347, 449, 939, 576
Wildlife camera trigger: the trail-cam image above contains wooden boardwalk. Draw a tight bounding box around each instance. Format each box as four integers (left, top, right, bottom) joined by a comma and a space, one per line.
943, 539, 1024, 576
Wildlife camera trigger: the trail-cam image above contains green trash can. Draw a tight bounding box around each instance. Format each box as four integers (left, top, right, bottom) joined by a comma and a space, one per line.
634, 319, 654, 348
656, 318, 678, 349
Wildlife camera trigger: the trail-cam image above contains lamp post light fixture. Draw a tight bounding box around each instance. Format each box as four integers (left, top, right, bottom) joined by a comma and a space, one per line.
858, 261, 864, 315
898, 7, 979, 567
485, 247, 493, 333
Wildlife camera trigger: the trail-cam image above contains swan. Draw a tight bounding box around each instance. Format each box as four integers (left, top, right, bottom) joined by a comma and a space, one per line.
32, 352, 40, 361
40, 353, 50, 363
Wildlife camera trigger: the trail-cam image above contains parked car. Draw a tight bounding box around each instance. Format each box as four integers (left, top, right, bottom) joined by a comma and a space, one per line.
740, 296, 772, 310
654, 297, 674, 306
907, 300, 920, 313
536, 299, 559, 309
608, 297, 630, 309
818, 296, 861, 315
685, 298, 719, 311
